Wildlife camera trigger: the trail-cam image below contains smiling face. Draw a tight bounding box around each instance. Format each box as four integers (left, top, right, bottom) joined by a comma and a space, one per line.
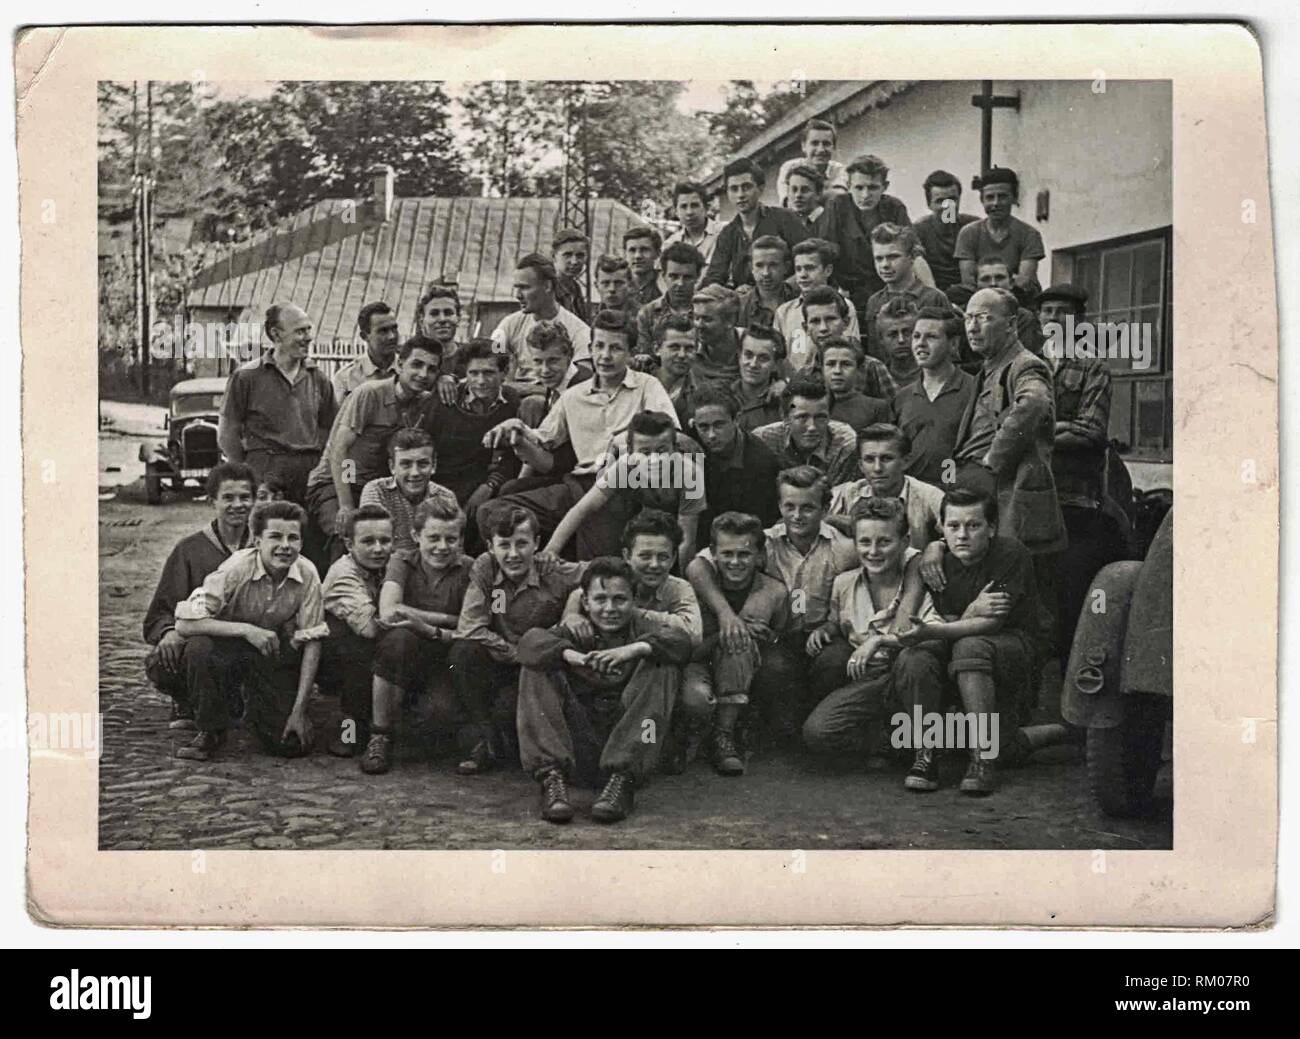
590, 328, 631, 384
802, 128, 836, 168
778, 481, 825, 539
512, 266, 553, 315
490, 519, 539, 582
751, 247, 786, 294
364, 311, 401, 367
583, 575, 636, 634
596, 267, 631, 308
856, 438, 906, 497
396, 346, 439, 395
657, 329, 696, 379
465, 355, 504, 402
416, 516, 462, 571
532, 344, 573, 390
272, 305, 313, 361
872, 240, 913, 285
785, 394, 830, 453
390, 445, 435, 502
212, 479, 254, 535
625, 235, 658, 279
848, 172, 887, 212
623, 532, 676, 593
348, 517, 395, 573
691, 403, 738, 457
979, 182, 1015, 221
786, 173, 820, 216
726, 173, 761, 215
256, 517, 303, 576
553, 242, 588, 280
713, 529, 761, 590
739, 335, 778, 388
821, 345, 859, 395
853, 516, 906, 577
911, 317, 955, 371
793, 253, 831, 293
943, 502, 994, 563
420, 297, 459, 344
803, 302, 846, 347
663, 260, 699, 309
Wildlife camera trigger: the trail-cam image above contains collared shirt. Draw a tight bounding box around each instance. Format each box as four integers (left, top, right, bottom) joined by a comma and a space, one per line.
829, 389, 892, 432
700, 429, 783, 530
383, 549, 474, 615
564, 574, 703, 647
729, 379, 784, 433
954, 215, 1046, 276
828, 474, 945, 549
306, 375, 429, 491
630, 270, 664, 309
1047, 352, 1112, 509
596, 430, 707, 518
761, 521, 859, 631
774, 293, 860, 375
704, 205, 812, 290
912, 211, 980, 292
827, 549, 937, 647
322, 553, 386, 636
175, 546, 328, 642
491, 305, 593, 384
862, 281, 952, 362
358, 476, 461, 552
529, 363, 592, 424
636, 295, 693, 353
536, 368, 681, 475
555, 274, 589, 324
954, 342, 1029, 465
737, 281, 801, 330
777, 158, 848, 203
331, 351, 393, 407
893, 366, 977, 487
752, 418, 861, 486
455, 552, 588, 663
143, 520, 250, 645
664, 220, 724, 272
690, 330, 743, 388
814, 193, 912, 297
220, 351, 335, 455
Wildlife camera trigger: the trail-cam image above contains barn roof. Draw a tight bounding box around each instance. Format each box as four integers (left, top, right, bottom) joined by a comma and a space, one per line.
186, 196, 645, 344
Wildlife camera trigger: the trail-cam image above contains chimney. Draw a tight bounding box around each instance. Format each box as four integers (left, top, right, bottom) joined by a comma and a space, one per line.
367, 164, 395, 223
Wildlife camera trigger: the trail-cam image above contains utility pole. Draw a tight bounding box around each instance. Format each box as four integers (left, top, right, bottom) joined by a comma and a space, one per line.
140, 80, 154, 397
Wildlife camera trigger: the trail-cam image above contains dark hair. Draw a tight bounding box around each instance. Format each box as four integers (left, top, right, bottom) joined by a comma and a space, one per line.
786, 163, 825, 193
800, 284, 849, 321
413, 496, 465, 534
672, 180, 709, 207
689, 383, 740, 419
252, 499, 306, 537
922, 169, 963, 203
463, 337, 509, 371
660, 241, 705, 273
940, 486, 998, 526
973, 166, 1019, 198
256, 473, 287, 497
857, 422, 911, 458
740, 322, 787, 361
206, 461, 257, 500
869, 222, 920, 256
849, 495, 909, 539
342, 502, 394, 541
801, 117, 837, 145
581, 556, 637, 594
792, 237, 839, 267
622, 508, 679, 553
709, 511, 765, 552
591, 308, 633, 344
525, 319, 574, 357
623, 226, 662, 253
398, 336, 442, 362
389, 426, 435, 462
750, 234, 790, 262
595, 254, 631, 276
724, 157, 765, 188
655, 312, 695, 344
818, 335, 861, 363
914, 304, 962, 338
487, 504, 540, 541
552, 227, 589, 251
776, 464, 831, 506
877, 296, 922, 325
516, 252, 558, 287
846, 154, 890, 181
418, 283, 461, 316
357, 301, 394, 335
782, 372, 830, 410
627, 410, 677, 444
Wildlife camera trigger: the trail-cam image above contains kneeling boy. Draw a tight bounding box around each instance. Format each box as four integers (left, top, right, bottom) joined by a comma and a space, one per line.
173, 501, 329, 761
516, 557, 694, 824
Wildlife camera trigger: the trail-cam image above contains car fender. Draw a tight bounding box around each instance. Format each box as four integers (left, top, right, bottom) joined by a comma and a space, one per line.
1060, 561, 1144, 729
1121, 509, 1173, 698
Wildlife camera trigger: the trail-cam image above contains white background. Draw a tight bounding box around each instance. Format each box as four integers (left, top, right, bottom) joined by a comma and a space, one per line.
3, 2, 1294, 948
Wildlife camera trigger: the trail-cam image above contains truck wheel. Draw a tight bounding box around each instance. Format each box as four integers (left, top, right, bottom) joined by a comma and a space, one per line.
144, 468, 163, 505
1087, 693, 1168, 818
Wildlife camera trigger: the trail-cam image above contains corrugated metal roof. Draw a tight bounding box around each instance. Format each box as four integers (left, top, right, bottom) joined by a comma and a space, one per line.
186, 196, 645, 344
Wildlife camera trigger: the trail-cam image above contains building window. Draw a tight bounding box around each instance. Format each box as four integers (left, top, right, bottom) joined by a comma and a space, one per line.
1052, 226, 1172, 462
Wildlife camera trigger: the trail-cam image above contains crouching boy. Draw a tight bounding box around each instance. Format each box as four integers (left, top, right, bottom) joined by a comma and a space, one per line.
361, 498, 474, 774
516, 558, 694, 824
680, 512, 792, 775
802, 498, 948, 790
172, 501, 329, 761
321, 504, 396, 758
897, 487, 1043, 795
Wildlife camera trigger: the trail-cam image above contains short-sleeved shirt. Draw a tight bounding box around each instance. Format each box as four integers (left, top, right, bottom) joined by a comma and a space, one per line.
893, 367, 977, 487
384, 550, 474, 615
933, 536, 1041, 643
761, 521, 859, 631
455, 552, 589, 662
306, 375, 429, 491
828, 548, 937, 646
322, 553, 386, 636
331, 351, 393, 407
358, 476, 461, 552
828, 474, 945, 550
596, 431, 707, 518
175, 546, 328, 641
912, 211, 980, 292
220, 352, 335, 455
491, 305, 592, 383
536, 369, 681, 475
953, 215, 1046, 276
752, 419, 861, 487
664, 221, 724, 271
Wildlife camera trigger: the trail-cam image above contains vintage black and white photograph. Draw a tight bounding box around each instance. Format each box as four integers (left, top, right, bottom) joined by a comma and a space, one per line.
91, 70, 1176, 853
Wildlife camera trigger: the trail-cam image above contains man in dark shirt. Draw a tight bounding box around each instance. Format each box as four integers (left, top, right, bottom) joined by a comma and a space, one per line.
911, 170, 979, 293
687, 383, 783, 532
892, 305, 976, 488
704, 158, 810, 290
552, 227, 591, 323
624, 226, 664, 309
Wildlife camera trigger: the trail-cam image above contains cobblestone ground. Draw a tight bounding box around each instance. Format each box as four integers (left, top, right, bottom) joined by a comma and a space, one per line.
99, 488, 1172, 852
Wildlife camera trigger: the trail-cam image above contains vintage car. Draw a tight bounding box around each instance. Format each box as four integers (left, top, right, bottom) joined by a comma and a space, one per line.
139, 377, 227, 504
1061, 508, 1173, 818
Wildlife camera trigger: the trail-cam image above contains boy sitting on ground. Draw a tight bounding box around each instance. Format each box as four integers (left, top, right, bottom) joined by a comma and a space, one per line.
321, 504, 396, 758
359, 498, 475, 774
143, 461, 256, 730
172, 501, 329, 762
516, 557, 694, 824
802, 498, 947, 790
357, 428, 459, 554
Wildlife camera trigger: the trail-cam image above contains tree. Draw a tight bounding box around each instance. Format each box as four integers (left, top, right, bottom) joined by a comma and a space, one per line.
703, 79, 827, 156
459, 81, 564, 197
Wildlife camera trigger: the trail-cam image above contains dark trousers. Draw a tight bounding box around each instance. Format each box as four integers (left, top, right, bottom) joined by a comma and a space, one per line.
145, 644, 188, 703
1054, 505, 1126, 654
303, 480, 350, 570
244, 448, 319, 506
448, 639, 522, 756
477, 473, 601, 551
184, 635, 308, 756
319, 618, 377, 723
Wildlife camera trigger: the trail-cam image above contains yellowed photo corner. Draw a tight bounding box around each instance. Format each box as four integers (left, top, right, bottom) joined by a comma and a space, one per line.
21, 23, 1276, 928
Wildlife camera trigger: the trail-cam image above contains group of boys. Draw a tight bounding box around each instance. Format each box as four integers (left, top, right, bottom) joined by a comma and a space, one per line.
143, 117, 1127, 824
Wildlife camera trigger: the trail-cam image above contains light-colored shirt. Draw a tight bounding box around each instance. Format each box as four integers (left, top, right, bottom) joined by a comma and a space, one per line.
306, 376, 429, 491
664, 220, 724, 273
175, 547, 328, 642
774, 293, 860, 375
536, 369, 681, 475
322, 553, 385, 636
491, 305, 592, 383
762, 521, 859, 630
358, 476, 461, 552
827, 547, 936, 647
564, 574, 703, 647
828, 474, 945, 549
331, 351, 393, 407
777, 158, 848, 203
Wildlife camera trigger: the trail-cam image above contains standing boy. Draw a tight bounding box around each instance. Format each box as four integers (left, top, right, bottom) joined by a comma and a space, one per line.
911, 170, 979, 293
332, 302, 402, 406
954, 167, 1045, 293
552, 227, 591, 323
892, 305, 976, 488
863, 223, 950, 363
704, 158, 809, 290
